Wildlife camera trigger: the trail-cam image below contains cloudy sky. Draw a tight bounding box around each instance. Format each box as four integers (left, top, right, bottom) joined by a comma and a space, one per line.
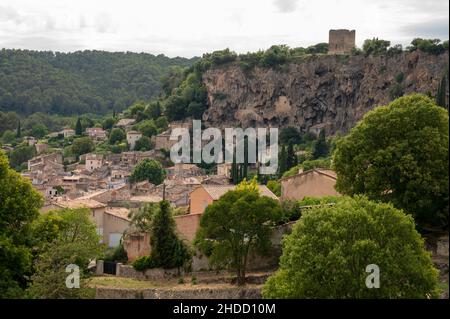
0, 0, 448, 57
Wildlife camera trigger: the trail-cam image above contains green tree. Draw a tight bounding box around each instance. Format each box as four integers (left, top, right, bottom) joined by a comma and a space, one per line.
16, 120, 21, 138
31, 124, 48, 138
109, 128, 126, 145
362, 38, 391, 55
136, 120, 158, 137
266, 180, 281, 197
263, 196, 439, 298
75, 118, 83, 136
0, 151, 43, 298
195, 178, 282, 285
134, 136, 154, 151
150, 201, 191, 270
278, 145, 287, 177
286, 142, 297, 169
279, 127, 302, 145
130, 159, 166, 185
333, 94, 449, 229
71, 137, 94, 157
312, 129, 329, 159
436, 71, 448, 109
9, 145, 36, 170
27, 208, 102, 299
102, 117, 116, 130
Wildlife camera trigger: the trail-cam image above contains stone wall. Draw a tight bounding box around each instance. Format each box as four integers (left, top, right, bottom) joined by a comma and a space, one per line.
96, 286, 261, 299
329, 29, 356, 54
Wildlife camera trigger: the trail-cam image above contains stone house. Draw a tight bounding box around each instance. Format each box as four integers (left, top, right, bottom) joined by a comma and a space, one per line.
189, 184, 278, 215
154, 130, 176, 150
34, 143, 48, 154
28, 153, 63, 172
126, 131, 143, 150
116, 118, 136, 130
280, 168, 340, 201
86, 127, 107, 140
52, 198, 130, 247
62, 128, 75, 138
85, 153, 104, 171
166, 163, 204, 179
216, 163, 232, 178
110, 168, 131, 182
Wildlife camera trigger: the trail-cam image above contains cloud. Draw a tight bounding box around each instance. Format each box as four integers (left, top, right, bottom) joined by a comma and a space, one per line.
400, 17, 449, 39
273, 0, 299, 13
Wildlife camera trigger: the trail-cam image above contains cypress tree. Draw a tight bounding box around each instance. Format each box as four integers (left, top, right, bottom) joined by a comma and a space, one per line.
231, 151, 238, 184
312, 129, 329, 159
75, 118, 83, 136
16, 120, 21, 138
436, 73, 448, 109
278, 145, 287, 177
286, 142, 296, 170
151, 200, 190, 269
243, 137, 248, 180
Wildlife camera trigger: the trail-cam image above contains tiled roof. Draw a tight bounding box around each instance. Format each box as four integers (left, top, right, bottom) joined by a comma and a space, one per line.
105, 207, 131, 221
53, 198, 106, 209
201, 184, 278, 200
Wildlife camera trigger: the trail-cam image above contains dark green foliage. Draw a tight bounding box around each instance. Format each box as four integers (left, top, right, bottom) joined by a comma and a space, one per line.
0, 49, 197, 115
132, 255, 156, 271
71, 137, 94, 157
436, 70, 448, 109
150, 201, 191, 269
16, 120, 21, 138
9, 145, 36, 170
109, 128, 126, 144
263, 196, 439, 298
104, 243, 128, 263
362, 38, 391, 55
75, 118, 82, 136
195, 180, 282, 285
31, 124, 48, 138
286, 142, 297, 169
130, 158, 166, 185
102, 117, 116, 130
134, 136, 154, 151
279, 127, 302, 145
278, 145, 287, 177
333, 94, 449, 229
312, 130, 329, 159
0, 151, 42, 298
389, 83, 404, 100
408, 38, 448, 55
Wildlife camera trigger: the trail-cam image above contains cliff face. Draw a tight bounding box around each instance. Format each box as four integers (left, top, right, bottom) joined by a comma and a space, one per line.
202, 51, 449, 134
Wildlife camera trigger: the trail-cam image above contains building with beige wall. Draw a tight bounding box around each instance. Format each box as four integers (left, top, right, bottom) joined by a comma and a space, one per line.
85, 153, 104, 171
126, 131, 143, 150
280, 168, 340, 201
216, 163, 232, 178
189, 184, 278, 215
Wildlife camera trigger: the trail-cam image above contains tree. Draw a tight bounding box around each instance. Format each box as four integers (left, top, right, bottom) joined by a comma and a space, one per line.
278, 145, 287, 177
408, 38, 446, 55
286, 142, 297, 169
263, 196, 439, 298
279, 127, 302, 145
195, 178, 282, 285
134, 136, 154, 151
9, 145, 36, 170
333, 94, 449, 229
150, 201, 191, 270
0, 151, 43, 298
137, 120, 158, 137
75, 118, 82, 136
436, 71, 448, 109
130, 159, 166, 185
16, 120, 21, 138
312, 129, 329, 159
109, 128, 126, 144
102, 117, 116, 130
71, 137, 94, 157
266, 180, 281, 197
31, 124, 48, 138
27, 209, 102, 298
362, 38, 391, 55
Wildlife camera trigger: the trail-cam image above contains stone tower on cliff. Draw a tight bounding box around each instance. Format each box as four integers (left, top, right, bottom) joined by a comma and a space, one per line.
328, 29, 356, 54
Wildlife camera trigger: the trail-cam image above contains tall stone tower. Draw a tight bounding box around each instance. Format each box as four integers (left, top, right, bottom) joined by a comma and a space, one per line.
328, 29, 356, 54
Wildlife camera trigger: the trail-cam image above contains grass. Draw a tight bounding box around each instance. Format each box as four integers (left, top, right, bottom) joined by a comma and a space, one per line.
89, 276, 165, 289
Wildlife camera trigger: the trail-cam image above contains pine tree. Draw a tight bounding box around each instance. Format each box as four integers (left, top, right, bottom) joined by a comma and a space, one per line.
75, 118, 83, 136
278, 145, 287, 177
112, 110, 116, 118
16, 120, 21, 138
231, 151, 238, 184
243, 137, 248, 180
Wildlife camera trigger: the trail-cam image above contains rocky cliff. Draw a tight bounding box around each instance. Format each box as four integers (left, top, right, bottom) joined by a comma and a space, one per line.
202, 51, 449, 134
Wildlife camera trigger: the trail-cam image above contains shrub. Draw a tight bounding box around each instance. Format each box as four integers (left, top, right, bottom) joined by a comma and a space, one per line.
132, 256, 156, 271
263, 196, 439, 298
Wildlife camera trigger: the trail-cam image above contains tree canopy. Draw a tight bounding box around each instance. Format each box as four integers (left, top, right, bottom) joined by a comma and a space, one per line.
130, 159, 166, 185
333, 94, 449, 229
263, 196, 439, 298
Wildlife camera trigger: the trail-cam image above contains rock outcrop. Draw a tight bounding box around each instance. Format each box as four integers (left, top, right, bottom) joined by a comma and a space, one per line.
202, 51, 449, 135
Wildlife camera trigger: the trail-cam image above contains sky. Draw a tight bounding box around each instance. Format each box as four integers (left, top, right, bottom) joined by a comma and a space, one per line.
0, 0, 448, 58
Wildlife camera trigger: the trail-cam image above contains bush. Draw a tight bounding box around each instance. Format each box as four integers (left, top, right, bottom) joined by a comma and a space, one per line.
132, 256, 156, 271
263, 196, 439, 298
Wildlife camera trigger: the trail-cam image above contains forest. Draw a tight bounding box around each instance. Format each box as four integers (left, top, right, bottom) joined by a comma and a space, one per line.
0, 49, 198, 115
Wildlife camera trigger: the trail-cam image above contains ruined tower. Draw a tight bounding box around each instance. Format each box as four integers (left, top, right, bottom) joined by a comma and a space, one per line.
328, 29, 356, 54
